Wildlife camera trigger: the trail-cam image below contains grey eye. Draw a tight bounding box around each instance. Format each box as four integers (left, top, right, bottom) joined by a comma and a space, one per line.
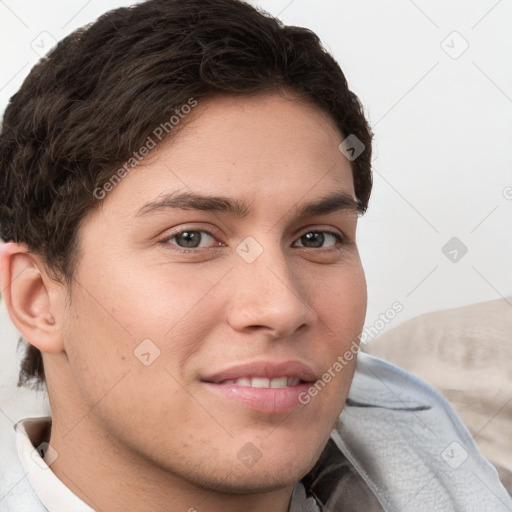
295, 231, 341, 249
168, 230, 216, 249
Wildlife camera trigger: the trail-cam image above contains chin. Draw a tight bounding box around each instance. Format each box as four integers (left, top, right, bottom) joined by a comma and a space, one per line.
209, 442, 322, 494
197, 461, 311, 495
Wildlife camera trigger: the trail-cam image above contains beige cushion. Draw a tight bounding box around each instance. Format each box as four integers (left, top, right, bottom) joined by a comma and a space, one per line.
364, 298, 512, 493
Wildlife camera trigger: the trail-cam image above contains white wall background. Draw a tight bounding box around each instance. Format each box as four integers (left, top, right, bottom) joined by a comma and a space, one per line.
1, 0, 511, 418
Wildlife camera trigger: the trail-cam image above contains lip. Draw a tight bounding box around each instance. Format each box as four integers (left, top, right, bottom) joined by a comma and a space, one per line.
201, 360, 317, 383
201, 360, 317, 414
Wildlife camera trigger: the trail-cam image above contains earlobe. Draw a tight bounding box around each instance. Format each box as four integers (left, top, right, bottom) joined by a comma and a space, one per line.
0, 242, 65, 353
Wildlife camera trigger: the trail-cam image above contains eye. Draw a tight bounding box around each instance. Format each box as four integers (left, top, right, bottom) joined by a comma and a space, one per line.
159, 228, 345, 253
161, 229, 221, 250
293, 231, 344, 249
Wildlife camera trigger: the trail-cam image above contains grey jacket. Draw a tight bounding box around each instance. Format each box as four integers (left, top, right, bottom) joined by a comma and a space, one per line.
1, 353, 511, 511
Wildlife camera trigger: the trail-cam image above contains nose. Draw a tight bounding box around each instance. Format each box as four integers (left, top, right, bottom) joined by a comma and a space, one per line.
226, 241, 318, 338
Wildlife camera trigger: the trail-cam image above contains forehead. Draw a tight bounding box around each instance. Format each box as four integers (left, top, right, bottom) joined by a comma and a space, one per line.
96, 91, 356, 220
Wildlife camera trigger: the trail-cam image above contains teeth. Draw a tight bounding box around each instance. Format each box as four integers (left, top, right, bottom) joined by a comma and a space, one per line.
270, 377, 288, 388
226, 377, 301, 388
250, 377, 270, 388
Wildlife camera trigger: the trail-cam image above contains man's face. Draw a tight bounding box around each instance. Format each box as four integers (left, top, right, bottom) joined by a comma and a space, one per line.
56, 91, 367, 492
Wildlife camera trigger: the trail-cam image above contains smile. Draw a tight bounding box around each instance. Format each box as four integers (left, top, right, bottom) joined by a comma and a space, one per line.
218, 376, 303, 388
201, 360, 317, 414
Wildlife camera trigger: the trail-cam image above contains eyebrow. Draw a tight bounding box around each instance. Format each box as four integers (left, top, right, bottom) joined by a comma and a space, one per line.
135, 190, 363, 218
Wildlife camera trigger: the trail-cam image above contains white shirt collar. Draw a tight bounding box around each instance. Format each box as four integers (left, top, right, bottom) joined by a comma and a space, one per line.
15, 417, 94, 512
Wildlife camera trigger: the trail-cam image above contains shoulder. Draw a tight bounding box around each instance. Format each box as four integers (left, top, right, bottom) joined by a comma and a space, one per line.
331, 352, 512, 512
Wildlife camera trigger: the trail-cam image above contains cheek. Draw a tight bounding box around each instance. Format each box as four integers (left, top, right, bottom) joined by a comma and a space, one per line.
311, 260, 367, 340
62, 288, 132, 406
62, 284, 199, 435
299, 261, 366, 409
63, 260, 227, 396
104, 253, 229, 328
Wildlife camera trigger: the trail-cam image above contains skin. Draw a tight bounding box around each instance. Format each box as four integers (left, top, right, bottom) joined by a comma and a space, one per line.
1, 90, 367, 512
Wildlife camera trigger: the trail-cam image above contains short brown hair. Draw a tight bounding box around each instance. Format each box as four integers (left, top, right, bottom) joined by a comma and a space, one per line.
0, 0, 373, 389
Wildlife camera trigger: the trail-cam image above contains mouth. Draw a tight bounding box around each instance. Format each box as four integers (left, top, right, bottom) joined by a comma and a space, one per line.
215, 376, 304, 388
200, 361, 317, 414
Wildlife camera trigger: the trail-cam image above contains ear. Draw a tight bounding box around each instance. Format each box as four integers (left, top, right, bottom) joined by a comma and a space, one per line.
0, 242, 65, 353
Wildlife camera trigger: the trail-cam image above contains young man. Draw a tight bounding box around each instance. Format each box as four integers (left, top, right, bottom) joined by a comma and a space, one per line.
0, 0, 510, 510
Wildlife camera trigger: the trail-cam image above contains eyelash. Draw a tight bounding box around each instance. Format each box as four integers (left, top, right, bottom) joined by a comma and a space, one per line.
158, 228, 346, 254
